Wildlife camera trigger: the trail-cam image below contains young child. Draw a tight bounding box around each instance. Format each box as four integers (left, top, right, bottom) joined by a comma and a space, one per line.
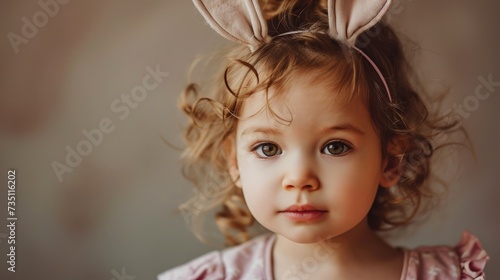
159, 0, 489, 279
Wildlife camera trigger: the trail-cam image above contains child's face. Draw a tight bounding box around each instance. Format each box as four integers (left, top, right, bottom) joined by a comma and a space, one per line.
232, 73, 390, 244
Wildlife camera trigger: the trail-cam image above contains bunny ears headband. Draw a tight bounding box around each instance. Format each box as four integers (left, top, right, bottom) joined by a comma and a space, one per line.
192, 0, 393, 102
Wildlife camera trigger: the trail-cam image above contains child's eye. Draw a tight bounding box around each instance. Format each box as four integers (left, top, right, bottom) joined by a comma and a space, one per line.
322, 140, 352, 156
253, 143, 282, 158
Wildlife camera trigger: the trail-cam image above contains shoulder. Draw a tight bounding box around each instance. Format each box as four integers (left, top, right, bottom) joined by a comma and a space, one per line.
402, 231, 489, 280
157, 234, 275, 280
157, 250, 223, 280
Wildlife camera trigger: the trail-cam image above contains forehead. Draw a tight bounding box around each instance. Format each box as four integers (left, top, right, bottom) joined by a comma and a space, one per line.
236, 74, 372, 134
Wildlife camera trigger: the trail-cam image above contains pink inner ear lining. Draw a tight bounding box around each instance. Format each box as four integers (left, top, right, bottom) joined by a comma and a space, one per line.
326, 0, 393, 46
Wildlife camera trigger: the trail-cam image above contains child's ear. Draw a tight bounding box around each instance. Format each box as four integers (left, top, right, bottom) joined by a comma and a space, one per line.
223, 137, 242, 188
380, 136, 409, 188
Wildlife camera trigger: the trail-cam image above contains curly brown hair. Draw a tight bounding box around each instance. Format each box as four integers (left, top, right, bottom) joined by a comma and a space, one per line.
178, 0, 462, 246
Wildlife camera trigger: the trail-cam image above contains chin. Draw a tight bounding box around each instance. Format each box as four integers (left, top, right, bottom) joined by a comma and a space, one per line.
278, 228, 334, 244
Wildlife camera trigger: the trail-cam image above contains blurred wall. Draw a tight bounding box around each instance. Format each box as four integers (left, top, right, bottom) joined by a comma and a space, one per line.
0, 1, 498, 279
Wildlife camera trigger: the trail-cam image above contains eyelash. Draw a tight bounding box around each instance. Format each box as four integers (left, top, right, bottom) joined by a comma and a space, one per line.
250, 140, 353, 158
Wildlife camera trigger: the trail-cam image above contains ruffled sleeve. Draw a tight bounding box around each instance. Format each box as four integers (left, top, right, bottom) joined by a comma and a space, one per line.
402, 231, 489, 280
455, 231, 490, 280
157, 251, 224, 280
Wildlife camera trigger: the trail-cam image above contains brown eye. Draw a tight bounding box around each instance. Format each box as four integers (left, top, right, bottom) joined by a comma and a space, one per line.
322, 141, 351, 156
255, 143, 281, 158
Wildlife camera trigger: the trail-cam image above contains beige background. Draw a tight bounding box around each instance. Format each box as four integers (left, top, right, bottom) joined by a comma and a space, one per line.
0, 0, 498, 279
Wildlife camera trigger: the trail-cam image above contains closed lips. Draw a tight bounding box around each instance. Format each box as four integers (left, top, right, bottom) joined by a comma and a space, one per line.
280, 205, 327, 212
279, 205, 328, 222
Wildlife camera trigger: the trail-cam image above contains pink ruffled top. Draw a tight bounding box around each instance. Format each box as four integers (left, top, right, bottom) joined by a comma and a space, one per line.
158, 231, 489, 280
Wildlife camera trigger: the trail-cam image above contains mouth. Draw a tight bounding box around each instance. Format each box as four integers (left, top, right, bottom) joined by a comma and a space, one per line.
279, 204, 328, 222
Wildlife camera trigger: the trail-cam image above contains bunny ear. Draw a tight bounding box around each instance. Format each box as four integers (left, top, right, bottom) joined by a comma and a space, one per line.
327, 0, 392, 47
193, 0, 269, 51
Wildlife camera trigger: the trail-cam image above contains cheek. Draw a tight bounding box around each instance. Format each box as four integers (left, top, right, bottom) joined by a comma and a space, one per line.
325, 148, 381, 180
344, 143, 383, 182
321, 153, 381, 208
237, 157, 281, 216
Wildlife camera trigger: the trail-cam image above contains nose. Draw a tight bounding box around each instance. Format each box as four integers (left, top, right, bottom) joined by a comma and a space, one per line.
281, 156, 320, 192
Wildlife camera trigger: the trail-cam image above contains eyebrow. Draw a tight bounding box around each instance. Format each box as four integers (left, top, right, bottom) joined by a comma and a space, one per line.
240, 127, 280, 137
323, 124, 366, 135
240, 123, 365, 137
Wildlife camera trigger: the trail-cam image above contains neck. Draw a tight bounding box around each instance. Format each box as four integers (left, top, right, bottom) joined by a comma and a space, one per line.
272, 219, 402, 278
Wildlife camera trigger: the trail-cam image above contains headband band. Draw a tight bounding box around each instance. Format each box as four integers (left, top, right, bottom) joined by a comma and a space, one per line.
276, 30, 393, 102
